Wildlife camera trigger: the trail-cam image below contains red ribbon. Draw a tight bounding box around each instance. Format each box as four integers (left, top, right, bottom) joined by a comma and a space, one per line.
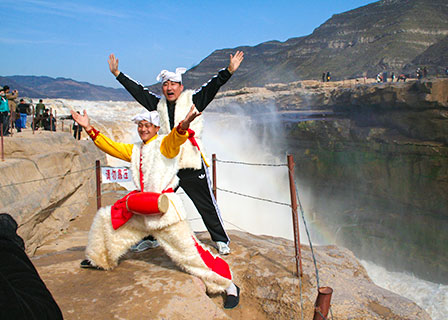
187, 129, 200, 151
192, 237, 232, 280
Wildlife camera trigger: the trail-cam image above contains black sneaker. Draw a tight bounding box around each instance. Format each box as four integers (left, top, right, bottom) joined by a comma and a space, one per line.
80, 259, 103, 270
224, 285, 240, 309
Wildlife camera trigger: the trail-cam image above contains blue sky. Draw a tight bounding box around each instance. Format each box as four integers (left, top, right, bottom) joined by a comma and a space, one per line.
1, 0, 375, 88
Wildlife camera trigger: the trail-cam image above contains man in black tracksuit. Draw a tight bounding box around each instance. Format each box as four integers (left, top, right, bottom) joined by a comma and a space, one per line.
108, 51, 244, 255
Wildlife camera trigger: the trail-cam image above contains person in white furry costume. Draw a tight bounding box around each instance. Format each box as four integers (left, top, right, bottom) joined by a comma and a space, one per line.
71, 107, 240, 309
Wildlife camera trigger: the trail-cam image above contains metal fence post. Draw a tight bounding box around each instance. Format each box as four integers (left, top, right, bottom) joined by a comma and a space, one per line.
95, 160, 102, 210
212, 153, 217, 200
313, 287, 333, 320
287, 154, 303, 277
32, 106, 35, 134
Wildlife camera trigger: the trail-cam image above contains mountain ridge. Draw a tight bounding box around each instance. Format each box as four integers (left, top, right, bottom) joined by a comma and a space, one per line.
2, 0, 447, 100
0, 75, 133, 101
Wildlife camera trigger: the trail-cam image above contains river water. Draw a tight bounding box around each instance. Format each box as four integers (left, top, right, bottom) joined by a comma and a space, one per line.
46, 98, 446, 319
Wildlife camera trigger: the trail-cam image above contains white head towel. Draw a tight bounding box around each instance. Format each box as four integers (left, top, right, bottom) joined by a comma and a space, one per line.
156, 67, 187, 83
131, 110, 160, 127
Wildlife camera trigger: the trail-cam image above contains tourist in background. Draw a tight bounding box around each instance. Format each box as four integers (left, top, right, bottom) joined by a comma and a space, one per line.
72, 111, 82, 139
42, 109, 56, 131
0, 87, 10, 136
17, 99, 30, 130
35, 99, 46, 129
3, 86, 18, 132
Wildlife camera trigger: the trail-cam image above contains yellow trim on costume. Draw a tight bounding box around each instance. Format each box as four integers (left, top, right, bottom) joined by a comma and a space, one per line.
169, 199, 183, 221
91, 127, 186, 162
160, 127, 188, 159
201, 153, 209, 167
144, 135, 158, 145
92, 133, 134, 162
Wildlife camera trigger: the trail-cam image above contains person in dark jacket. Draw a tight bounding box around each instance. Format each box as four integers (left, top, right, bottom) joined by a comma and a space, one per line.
0, 213, 63, 319
0, 87, 9, 135
17, 99, 30, 130
72, 111, 82, 139
108, 51, 244, 255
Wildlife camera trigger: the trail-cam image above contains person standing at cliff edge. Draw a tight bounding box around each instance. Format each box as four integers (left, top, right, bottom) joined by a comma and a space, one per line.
108, 51, 244, 255
72, 107, 240, 309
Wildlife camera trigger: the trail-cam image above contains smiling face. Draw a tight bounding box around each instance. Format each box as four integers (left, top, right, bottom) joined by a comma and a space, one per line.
137, 120, 160, 143
162, 80, 184, 102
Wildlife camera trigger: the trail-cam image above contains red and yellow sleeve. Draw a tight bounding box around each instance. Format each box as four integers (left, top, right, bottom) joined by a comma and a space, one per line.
86, 127, 133, 162
160, 126, 189, 158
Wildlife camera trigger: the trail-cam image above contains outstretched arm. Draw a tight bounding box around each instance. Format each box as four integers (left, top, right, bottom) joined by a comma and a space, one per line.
161, 105, 201, 158
227, 50, 244, 74
109, 53, 160, 111
108, 54, 120, 77
70, 110, 92, 131
192, 50, 244, 112
70, 110, 133, 162
179, 105, 202, 132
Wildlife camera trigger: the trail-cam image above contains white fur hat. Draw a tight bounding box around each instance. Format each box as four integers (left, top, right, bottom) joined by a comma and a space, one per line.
131, 110, 160, 127
156, 67, 187, 83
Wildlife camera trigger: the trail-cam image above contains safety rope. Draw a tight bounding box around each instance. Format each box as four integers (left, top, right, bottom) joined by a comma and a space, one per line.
293, 178, 320, 289
217, 187, 291, 207
214, 156, 324, 318
317, 309, 329, 320
0, 166, 96, 189
215, 158, 287, 167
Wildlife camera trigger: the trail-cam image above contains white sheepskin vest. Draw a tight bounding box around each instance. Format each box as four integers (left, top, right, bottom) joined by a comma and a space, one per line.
129, 137, 186, 229
157, 90, 206, 170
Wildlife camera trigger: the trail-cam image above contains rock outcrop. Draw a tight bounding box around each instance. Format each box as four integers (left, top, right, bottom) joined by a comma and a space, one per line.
0, 129, 106, 254
209, 78, 448, 284
32, 195, 430, 319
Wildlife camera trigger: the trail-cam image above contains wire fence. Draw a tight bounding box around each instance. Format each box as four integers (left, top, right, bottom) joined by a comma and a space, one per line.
214, 155, 330, 319
0, 156, 330, 319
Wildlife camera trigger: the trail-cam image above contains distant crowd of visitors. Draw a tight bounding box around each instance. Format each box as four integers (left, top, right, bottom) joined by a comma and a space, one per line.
0, 86, 57, 136
320, 66, 440, 84
375, 67, 430, 83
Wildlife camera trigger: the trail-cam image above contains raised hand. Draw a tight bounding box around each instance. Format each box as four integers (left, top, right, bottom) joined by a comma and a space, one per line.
228, 51, 244, 74
108, 53, 120, 77
180, 105, 202, 131
70, 110, 92, 131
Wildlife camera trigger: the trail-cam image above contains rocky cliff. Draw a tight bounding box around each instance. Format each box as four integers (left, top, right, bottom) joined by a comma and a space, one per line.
0, 129, 106, 254
209, 78, 448, 284
32, 197, 430, 320
172, 0, 448, 91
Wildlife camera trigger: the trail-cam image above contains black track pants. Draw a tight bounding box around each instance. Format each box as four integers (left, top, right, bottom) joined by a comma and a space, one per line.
177, 161, 229, 244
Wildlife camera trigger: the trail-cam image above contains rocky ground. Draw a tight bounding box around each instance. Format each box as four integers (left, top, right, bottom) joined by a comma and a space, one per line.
31, 189, 430, 319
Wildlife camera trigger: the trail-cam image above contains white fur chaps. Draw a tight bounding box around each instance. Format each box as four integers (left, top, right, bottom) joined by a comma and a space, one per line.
85, 203, 232, 294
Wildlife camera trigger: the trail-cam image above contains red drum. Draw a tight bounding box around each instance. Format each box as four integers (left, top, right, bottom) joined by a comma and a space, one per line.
126, 192, 161, 215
